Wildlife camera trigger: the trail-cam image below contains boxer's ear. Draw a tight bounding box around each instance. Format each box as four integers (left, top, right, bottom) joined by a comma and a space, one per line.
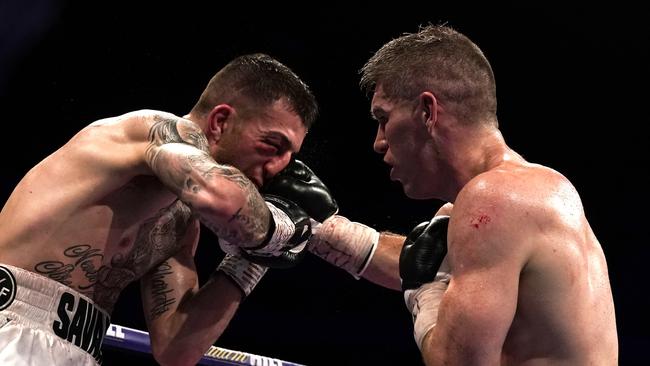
207, 104, 234, 142
418, 91, 441, 134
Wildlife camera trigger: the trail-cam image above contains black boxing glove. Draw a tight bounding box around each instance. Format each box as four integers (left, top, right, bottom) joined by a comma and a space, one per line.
400, 215, 449, 290
261, 159, 338, 222
262, 159, 379, 279
400, 215, 451, 350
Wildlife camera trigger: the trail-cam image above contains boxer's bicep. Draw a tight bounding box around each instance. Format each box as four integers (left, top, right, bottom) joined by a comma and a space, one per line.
430, 231, 521, 364
140, 218, 199, 329
143, 114, 223, 194
424, 186, 528, 364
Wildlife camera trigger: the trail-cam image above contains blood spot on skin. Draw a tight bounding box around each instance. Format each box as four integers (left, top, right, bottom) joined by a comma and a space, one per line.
470, 214, 491, 229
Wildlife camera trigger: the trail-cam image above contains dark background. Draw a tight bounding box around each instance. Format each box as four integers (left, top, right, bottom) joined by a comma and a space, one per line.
1, 1, 648, 365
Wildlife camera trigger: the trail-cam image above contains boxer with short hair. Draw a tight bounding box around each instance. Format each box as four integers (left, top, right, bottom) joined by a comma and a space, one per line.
0, 53, 317, 365
269, 25, 618, 365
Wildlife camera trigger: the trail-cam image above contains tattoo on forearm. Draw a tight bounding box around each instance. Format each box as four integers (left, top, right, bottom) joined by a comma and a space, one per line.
149, 261, 176, 320
215, 164, 250, 189
231, 193, 270, 239
145, 115, 254, 196
143, 114, 269, 246
206, 192, 270, 246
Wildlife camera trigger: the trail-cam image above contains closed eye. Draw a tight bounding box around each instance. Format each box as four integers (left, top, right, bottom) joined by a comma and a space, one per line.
260, 132, 293, 155
256, 141, 279, 155
372, 108, 389, 126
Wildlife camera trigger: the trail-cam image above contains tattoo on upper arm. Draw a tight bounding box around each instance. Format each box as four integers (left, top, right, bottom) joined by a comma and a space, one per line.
148, 115, 209, 152
140, 202, 191, 319
148, 261, 176, 320
143, 114, 269, 245
144, 114, 253, 193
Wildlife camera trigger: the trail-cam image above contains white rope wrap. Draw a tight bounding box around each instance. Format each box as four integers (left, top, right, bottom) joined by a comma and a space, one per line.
218, 202, 298, 257
307, 215, 379, 279
250, 202, 297, 255
216, 254, 268, 297
403, 268, 451, 350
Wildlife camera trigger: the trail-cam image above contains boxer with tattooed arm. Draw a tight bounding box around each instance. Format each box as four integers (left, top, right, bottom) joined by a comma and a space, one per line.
0, 53, 317, 366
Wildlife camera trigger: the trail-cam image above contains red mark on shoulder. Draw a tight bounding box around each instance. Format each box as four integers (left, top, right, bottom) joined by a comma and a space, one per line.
470, 214, 491, 229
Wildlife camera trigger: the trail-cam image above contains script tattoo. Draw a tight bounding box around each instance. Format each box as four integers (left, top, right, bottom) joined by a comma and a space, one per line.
149, 261, 176, 319
228, 192, 270, 241
34, 202, 192, 312
35, 245, 104, 293
202, 190, 270, 247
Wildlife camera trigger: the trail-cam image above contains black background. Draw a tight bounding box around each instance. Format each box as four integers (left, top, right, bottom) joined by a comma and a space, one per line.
1, 1, 648, 365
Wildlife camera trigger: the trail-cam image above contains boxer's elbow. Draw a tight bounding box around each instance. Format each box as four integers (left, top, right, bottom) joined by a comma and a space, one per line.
149, 318, 220, 366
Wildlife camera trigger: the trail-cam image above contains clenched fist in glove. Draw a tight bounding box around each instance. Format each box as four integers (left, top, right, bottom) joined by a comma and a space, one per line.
262, 159, 379, 279
400, 215, 451, 350
261, 158, 338, 222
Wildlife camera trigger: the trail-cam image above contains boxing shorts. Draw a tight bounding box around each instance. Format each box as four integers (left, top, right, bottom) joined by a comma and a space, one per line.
0, 263, 111, 365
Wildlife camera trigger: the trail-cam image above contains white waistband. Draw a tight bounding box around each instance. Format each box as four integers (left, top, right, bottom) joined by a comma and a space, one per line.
0, 263, 110, 361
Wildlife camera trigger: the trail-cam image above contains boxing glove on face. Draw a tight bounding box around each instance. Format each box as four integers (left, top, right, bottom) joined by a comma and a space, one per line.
400, 215, 449, 291
261, 159, 338, 222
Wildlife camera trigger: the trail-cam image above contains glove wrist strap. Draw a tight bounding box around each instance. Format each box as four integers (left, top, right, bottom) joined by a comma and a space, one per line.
247, 202, 297, 255
216, 254, 268, 297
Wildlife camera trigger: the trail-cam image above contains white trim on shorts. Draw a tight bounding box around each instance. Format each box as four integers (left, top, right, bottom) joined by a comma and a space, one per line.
0, 263, 110, 363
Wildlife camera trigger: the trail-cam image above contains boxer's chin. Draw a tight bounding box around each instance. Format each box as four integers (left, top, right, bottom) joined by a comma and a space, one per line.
401, 180, 432, 200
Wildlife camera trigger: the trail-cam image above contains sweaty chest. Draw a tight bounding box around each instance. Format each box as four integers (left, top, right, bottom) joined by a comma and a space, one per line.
102, 177, 191, 272
89, 178, 192, 310
108, 205, 189, 274
104, 175, 177, 226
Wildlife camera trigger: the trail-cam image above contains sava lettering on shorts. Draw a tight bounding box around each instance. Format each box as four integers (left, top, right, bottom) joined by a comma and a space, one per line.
52, 291, 110, 362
